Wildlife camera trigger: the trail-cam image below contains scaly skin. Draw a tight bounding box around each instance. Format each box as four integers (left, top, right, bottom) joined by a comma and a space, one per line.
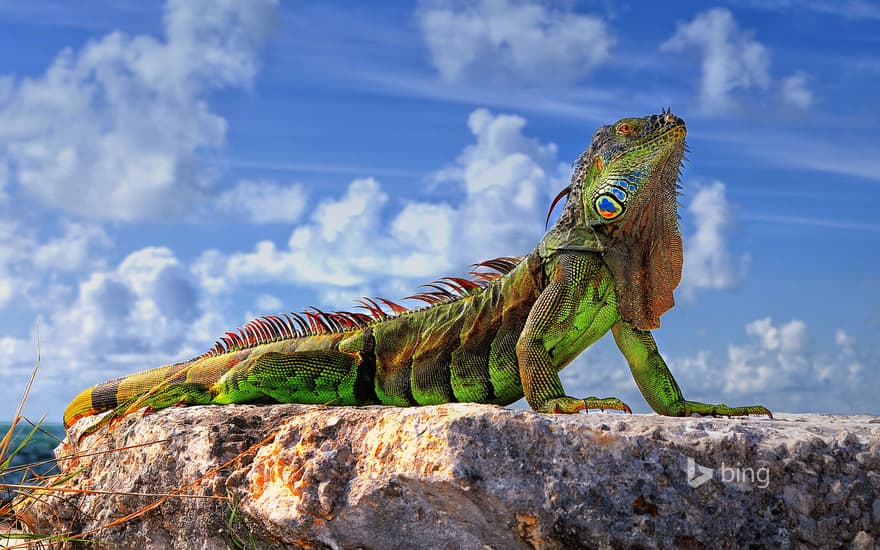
64, 112, 771, 433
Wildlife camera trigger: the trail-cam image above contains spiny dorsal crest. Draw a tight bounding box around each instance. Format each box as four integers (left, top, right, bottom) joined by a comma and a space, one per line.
201, 256, 522, 358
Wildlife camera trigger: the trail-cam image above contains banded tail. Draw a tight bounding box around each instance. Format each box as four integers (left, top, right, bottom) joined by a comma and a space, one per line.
64, 363, 197, 429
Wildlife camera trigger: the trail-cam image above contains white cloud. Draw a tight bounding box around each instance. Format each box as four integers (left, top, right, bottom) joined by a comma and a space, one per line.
780, 71, 813, 109
681, 181, 749, 294
198, 176, 453, 292
435, 108, 565, 258
35, 246, 229, 385
0, 220, 54, 310
211, 178, 396, 290
417, 0, 614, 83
0, 279, 11, 309
214, 180, 308, 224
391, 202, 455, 254
0, 217, 108, 310
0, 243, 232, 419
835, 328, 856, 354
0, 160, 7, 203
0, 221, 19, 308
33, 221, 111, 272
556, 316, 872, 414
191, 249, 230, 296
743, 1, 880, 21
0, 333, 37, 380
195, 108, 568, 305
717, 317, 875, 412
559, 317, 876, 415
661, 8, 771, 111
0, 0, 278, 222
255, 294, 283, 312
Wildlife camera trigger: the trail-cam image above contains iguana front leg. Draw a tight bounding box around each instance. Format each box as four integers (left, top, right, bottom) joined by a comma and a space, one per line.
612, 321, 772, 418
515, 254, 631, 414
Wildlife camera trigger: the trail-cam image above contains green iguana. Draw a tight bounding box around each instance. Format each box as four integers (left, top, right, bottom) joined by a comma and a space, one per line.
64, 111, 771, 433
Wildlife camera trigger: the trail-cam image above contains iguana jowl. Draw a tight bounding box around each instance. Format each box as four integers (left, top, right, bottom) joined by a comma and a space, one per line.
64, 112, 771, 432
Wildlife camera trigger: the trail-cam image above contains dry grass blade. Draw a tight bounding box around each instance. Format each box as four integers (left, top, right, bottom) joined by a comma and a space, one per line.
0, 325, 40, 463
3, 484, 228, 499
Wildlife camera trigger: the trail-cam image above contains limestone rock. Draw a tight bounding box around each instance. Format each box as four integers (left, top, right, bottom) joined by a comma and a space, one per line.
23, 404, 880, 548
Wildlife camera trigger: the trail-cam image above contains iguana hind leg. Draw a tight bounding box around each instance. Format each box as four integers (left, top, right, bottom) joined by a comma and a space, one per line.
211, 350, 369, 406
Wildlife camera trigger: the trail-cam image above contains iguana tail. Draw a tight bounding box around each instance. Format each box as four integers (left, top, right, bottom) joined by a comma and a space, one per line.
63, 363, 197, 429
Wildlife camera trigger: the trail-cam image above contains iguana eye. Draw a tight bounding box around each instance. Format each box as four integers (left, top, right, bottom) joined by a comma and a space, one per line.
594, 194, 624, 220
617, 123, 634, 135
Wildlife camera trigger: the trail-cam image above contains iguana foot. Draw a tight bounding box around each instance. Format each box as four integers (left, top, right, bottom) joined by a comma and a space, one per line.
538, 396, 632, 414
667, 400, 773, 419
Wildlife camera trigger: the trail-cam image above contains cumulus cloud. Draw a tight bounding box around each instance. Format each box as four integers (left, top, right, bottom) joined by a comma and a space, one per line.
0, 217, 112, 310
0, 244, 234, 419
0, 278, 11, 309
196, 176, 453, 297
661, 318, 872, 414
214, 180, 308, 224
24, 245, 233, 395
0, 160, 7, 203
436, 108, 565, 257
204, 178, 395, 291
780, 71, 813, 109
0, 0, 278, 222
661, 8, 816, 112
835, 328, 856, 354
33, 221, 111, 272
661, 8, 772, 111
560, 317, 875, 415
0, 221, 22, 309
726, 317, 810, 394
417, 0, 614, 83
255, 294, 283, 313
720, 318, 873, 413
681, 181, 749, 294
46, 248, 201, 355
195, 108, 568, 306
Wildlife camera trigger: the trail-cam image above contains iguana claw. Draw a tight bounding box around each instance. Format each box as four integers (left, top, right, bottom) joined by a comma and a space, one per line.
538, 396, 632, 414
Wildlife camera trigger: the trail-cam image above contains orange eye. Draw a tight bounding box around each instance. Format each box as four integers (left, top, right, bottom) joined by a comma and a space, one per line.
617, 123, 634, 134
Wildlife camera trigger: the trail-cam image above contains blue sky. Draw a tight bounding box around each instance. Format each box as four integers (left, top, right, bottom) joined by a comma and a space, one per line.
0, 0, 877, 421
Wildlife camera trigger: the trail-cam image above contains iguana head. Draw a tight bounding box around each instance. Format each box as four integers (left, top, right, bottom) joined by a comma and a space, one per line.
551, 111, 687, 330
582, 113, 686, 224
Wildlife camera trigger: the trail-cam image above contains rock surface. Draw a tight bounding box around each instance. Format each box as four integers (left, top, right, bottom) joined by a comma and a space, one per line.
23, 404, 880, 549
